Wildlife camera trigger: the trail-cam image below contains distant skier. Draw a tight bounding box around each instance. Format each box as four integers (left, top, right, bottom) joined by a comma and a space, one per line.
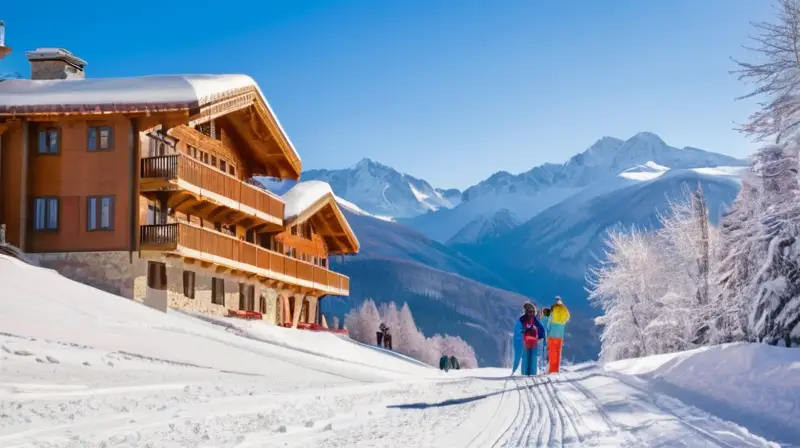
383, 327, 393, 350
547, 297, 570, 373
449, 355, 460, 370
440, 353, 450, 372
512, 302, 546, 376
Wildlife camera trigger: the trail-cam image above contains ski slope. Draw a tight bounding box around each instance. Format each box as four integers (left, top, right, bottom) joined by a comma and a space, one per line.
0, 254, 795, 447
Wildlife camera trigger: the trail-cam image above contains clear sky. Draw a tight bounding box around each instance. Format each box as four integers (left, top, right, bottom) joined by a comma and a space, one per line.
1, 0, 772, 189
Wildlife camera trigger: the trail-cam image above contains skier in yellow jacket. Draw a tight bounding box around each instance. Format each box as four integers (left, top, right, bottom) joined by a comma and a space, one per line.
547, 296, 570, 373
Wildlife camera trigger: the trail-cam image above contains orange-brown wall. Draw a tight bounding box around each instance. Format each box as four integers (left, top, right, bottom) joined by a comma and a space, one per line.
27, 117, 134, 252
1, 121, 23, 247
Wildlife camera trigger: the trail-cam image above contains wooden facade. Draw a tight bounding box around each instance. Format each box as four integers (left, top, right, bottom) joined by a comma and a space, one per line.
0, 70, 358, 328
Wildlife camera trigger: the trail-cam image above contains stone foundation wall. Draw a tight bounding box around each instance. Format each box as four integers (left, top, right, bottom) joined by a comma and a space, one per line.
30, 251, 280, 322
31, 251, 145, 300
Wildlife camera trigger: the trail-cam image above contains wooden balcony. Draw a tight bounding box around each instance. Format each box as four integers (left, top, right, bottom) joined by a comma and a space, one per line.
140, 154, 285, 228
140, 222, 350, 296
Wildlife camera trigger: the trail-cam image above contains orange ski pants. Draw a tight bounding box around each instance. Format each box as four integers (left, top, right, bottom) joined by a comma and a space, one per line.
547, 337, 563, 373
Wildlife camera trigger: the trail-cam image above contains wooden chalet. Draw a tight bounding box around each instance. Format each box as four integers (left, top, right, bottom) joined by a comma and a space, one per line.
0, 47, 359, 329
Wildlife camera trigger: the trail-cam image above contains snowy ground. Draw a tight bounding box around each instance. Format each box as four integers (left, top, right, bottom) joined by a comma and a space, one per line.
0, 254, 797, 447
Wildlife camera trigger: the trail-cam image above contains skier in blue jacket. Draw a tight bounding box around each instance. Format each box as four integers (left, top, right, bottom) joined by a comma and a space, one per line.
511, 302, 547, 376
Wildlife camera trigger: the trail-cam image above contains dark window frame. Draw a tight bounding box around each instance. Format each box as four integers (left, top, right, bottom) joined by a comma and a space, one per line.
86, 195, 116, 231
33, 196, 59, 232
147, 261, 167, 289
87, 125, 114, 151
183, 271, 196, 299
37, 128, 61, 155
211, 277, 225, 305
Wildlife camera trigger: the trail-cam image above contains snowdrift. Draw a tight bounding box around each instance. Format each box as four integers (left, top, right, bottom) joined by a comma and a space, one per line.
0, 254, 437, 386
606, 343, 800, 444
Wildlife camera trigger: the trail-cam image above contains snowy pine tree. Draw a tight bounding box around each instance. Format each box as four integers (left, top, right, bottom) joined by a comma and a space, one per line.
746, 143, 800, 346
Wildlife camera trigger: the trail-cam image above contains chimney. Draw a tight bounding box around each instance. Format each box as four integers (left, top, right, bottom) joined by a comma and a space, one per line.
25, 48, 87, 80
0, 21, 10, 60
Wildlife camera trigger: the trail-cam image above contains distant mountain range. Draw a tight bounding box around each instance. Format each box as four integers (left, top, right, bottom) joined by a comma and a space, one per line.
256, 131, 748, 366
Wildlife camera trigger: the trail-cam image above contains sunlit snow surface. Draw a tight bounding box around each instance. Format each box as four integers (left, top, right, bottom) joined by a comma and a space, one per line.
0, 254, 793, 447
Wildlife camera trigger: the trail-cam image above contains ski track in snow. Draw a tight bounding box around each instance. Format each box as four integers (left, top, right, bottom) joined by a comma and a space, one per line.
0, 364, 782, 447
0, 337, 783, 447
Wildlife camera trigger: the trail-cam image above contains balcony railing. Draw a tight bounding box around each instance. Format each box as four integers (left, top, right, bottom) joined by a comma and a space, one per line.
140, 154, 285, 223
140, 223, 349, 294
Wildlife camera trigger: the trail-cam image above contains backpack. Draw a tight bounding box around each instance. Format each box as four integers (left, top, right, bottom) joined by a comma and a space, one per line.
522, 318, 539, 349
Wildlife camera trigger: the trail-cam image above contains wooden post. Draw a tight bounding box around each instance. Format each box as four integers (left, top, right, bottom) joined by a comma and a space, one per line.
291, 295, 303, 329
18, 119, 28, 251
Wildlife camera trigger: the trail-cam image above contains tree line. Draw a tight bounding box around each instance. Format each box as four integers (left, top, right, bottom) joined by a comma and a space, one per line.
344, 299, 479, 369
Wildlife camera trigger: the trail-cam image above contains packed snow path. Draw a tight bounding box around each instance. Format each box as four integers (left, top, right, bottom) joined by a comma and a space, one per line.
0, 345, 781, 447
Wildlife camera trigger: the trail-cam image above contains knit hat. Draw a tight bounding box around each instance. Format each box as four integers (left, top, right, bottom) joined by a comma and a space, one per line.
523, 302, 536, 313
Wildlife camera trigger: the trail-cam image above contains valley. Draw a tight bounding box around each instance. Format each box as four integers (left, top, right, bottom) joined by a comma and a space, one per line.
258, 132, 747, 366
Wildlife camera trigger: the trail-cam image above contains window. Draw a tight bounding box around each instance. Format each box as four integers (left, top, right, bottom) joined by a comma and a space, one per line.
147, 201, 166, 225
88, 126, 113, 151
147, 261, 167, 289
183, 271, 195, 299
211, 277, 225, 305
33, 197, 59, 231
239, 283, 255, 311
219, 160, 227, 173
321, 258, 328, 269
211, 155, 217, 167
37, 128, 60, 154
245, 228, 256, 243
229, 165, 236, 177
87, 196, 115, 231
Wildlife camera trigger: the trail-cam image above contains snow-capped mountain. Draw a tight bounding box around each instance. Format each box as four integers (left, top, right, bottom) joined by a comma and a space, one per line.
404, 132, 747, 242
458, 167, 743, 302
446, 209, 519, 245
298, 158, 459, 219
435, 188, 463, 207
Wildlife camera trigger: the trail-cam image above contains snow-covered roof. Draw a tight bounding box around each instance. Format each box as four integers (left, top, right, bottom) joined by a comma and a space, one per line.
282, 181, 336, 220
0, 74, 300, 162
0, 74, 252, 110
281, 180, 359, 254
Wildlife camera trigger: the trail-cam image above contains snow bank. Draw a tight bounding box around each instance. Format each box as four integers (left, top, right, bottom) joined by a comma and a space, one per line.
606, 343, 800, 444
0, 254, 435, 385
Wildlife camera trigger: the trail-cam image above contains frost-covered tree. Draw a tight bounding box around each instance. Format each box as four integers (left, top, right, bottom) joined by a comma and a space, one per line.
733, 0, 800, 142
343, 299, 479, 367
588, 228, 668, 361
589, 186, 726, 361
714, 174, 761, 343
746, 143, 800, 346
343, 299, 381, 344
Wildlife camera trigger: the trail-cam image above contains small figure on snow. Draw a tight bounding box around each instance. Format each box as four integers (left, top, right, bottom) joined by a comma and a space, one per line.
440, 353, 450, 371
449, 355, 460, 370
512, 302, 546, 376
547, 297, 570, 373
383, 326, 393, 350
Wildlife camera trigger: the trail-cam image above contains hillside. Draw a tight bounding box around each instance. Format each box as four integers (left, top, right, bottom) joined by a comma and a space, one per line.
1, 253, 795, 446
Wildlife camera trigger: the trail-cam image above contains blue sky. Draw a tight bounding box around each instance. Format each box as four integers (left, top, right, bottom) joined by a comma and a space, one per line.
1, 0, 771, 189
